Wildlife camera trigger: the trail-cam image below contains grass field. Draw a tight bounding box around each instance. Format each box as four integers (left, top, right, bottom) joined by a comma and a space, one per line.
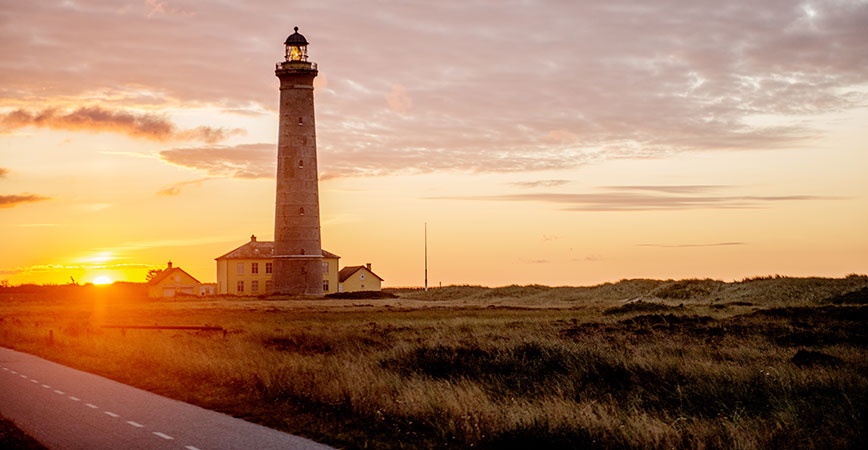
1, 276, 867, 449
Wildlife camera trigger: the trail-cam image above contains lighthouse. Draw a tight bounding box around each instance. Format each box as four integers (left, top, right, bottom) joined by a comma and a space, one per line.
273, 27, 323, 295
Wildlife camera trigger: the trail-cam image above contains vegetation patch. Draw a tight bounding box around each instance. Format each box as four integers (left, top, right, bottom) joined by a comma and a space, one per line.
603, 300, 682, 315
826, 287, 868, 304
791, 349, 843, 367
0, 416, 46, 450
264, 330, 387, 355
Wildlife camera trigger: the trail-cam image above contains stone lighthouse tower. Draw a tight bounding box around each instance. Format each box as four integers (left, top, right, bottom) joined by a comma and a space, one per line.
273, 27, 323, 295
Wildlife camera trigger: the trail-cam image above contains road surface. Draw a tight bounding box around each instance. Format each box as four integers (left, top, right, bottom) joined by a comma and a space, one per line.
0, 347, 334, 450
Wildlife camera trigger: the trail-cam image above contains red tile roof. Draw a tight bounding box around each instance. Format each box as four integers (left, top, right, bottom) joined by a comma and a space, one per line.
338, 265, 384, 282
147, 267, 201, 285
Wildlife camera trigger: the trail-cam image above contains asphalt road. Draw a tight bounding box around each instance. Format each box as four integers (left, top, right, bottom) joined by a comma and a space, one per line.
0, 347, 334, 450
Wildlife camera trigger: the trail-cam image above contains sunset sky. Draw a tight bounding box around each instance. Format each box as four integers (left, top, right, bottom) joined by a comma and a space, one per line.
2, 0, 867, 287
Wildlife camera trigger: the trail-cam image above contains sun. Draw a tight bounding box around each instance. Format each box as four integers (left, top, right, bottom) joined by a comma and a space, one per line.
93, 276, 113, 285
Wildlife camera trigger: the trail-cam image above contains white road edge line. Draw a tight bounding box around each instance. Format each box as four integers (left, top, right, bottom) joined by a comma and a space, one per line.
127, 421, 144, 428
85, 403, 98, 409
10, 370, 17, 374
68, 396, 80, 401
185, 446, 202, 450
152, 431, 174, 440
42, 384, 51, 388
104, 411, 120, 418
20, 374, 27, 378
30, 379, 38, 383
54, 389, 65, 395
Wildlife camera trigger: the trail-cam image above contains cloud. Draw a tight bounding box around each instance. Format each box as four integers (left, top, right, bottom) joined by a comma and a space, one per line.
385, 84, 412, 114
0, 168, 8, 178
636, 242, 746, 248
602, 185, 731, 194
2, 263, 155, 276
156, 177, 212, 196
159, 144, 275, 178
511, 180, 571, 188
434, 185, 833, 211
0, 107, 244, 143
1, 1, 867, 176
0, 194, 50, 209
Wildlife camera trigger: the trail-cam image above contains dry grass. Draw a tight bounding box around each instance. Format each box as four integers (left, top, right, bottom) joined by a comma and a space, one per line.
1, 276, 867, 449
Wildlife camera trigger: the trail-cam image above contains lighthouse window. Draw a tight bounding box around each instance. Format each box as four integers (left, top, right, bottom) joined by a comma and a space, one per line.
299, 207, 305, 216
300, 248, 306, 255
299, 159, 304, 168
298, 117, 303, 126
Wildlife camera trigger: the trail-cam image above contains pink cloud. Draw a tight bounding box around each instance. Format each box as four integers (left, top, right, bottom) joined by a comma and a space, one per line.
0, 107, 244, 143
0, 194, 50, 209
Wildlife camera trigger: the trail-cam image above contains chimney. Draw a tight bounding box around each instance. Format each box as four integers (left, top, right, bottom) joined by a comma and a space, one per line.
251, 234, 257, 242
366, 263, 372, 272
167, 261, 173, 269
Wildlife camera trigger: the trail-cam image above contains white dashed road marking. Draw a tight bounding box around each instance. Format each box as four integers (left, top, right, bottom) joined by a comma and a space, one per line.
8, 364, 211, 450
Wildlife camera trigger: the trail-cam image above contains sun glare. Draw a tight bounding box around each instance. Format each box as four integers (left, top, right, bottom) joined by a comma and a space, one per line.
93, 276, 113, 285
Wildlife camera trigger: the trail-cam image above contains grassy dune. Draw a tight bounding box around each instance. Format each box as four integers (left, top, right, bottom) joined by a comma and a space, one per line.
1, 276, 867, 449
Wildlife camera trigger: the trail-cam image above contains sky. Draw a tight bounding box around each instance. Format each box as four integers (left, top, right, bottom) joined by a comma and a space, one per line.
1, 0, 867, 287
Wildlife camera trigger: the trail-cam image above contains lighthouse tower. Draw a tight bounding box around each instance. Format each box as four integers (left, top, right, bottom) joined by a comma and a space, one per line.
273, 27, 323, 295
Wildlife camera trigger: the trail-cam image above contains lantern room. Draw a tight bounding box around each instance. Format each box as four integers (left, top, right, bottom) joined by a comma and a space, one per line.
284, 26, 309, 62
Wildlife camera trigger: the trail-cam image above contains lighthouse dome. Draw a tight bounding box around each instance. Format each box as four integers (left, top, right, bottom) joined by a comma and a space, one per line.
284, 27, 309, 46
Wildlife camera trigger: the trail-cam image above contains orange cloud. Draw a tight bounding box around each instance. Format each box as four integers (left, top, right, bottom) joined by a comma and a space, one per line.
157, 178, 212, 196
159, 144, 275, 178
0, 107, 244, 143
385, 84, 412, 114
0, 194, 50, 209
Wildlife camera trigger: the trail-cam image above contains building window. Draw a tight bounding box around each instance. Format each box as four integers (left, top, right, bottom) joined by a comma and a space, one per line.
298, 117, 303, 126
251, 262, 259, 274
299, 159, 304, 168
265, 262, 272, 274
236, 281, 244, 293
174, 275, 180, 282
251, 280, 259, 292
300, 248, 305, 255
299, 207, 304, 216
323, 280, 329, 292
360, 273, 365, 280
361, 284, 365, 289
265, 280, 273, 292
322, 262, 329, 273
236, 263, 244, 274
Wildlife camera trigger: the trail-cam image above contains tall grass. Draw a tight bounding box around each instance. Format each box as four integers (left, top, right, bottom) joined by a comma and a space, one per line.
1, 276, 867, 449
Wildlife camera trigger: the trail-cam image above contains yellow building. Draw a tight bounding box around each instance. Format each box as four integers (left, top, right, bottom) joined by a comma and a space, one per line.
147, 262, 203, 298
338, 264, 383, 293
215, 235, 340, 295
